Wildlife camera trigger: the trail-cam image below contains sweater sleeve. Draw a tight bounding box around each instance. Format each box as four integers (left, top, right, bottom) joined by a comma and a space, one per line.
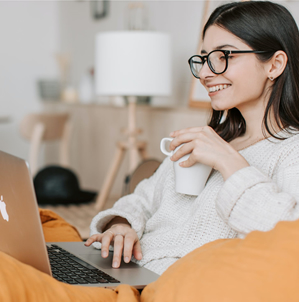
90, 157, 171, 240
216, 150, 299, 236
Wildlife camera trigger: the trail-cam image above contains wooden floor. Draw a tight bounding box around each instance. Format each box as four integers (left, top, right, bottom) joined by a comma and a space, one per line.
41, 196, 119, 240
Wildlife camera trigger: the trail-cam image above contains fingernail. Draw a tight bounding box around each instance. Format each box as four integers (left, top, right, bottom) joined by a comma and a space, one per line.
113, 261, 118, 268
102, 251, 108, 257
125, 257, 130, 263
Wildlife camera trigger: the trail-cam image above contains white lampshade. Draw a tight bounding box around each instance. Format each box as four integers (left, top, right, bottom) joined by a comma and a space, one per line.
95, 31, 172, 97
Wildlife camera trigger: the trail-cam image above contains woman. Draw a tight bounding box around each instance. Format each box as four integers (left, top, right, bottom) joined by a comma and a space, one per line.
86, 1, 299, 275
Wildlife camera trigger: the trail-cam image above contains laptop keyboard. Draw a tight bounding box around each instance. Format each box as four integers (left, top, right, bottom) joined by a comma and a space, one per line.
47, 244, 120, 285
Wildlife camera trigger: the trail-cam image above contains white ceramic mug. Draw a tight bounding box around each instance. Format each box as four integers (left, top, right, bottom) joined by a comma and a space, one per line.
160, 137, 212, 196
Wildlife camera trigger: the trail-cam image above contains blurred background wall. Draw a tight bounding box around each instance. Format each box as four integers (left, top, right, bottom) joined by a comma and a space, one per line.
57, 1, 204, 107
0, 1, 207, 161
0, 1, 59, 159
0, 0, 298, 181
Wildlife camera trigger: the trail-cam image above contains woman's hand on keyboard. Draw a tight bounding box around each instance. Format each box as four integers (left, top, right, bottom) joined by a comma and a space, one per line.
85, 221, 142, 269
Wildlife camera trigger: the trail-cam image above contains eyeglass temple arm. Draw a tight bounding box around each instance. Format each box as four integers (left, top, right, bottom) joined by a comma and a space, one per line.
227, 50, 266, 54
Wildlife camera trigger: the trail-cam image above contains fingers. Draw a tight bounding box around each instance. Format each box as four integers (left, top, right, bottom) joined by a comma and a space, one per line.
132, 240, 143, 260
112, 234, 124, 268
101, 231, 114, 258
168, 126, 217, 164
85, 226, 142, 269
112, 233, 143, 267
169, 126, 206, 138
170, 142, 194, 162
85, 232, 114, 258
84, 233, 103, 246
169, 129, 208, 151
123, 233, 135, 263
123, 233, 143, 263
169, 134, 193, 152
178, 153, 197, 168
169, 126, 216, 149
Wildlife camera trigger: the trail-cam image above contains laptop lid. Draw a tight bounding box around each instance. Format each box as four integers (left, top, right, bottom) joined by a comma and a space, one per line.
0, 150, 51, 275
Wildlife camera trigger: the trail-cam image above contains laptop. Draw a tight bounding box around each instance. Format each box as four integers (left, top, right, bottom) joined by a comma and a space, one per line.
0, 150, 159, 289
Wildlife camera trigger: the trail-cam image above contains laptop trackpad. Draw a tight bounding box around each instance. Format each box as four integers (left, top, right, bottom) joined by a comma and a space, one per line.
79, 253, 139, 269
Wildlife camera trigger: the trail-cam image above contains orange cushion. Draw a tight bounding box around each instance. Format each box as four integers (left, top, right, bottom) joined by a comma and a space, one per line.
39, 208, 82, 242
0, 251, 139, 302
141, 218, 299, 302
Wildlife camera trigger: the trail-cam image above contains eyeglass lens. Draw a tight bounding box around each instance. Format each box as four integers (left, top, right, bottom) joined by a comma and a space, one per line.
190, 50, 227, 78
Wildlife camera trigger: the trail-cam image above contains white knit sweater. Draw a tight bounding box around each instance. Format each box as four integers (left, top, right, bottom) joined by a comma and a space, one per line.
90, 131, 299, 275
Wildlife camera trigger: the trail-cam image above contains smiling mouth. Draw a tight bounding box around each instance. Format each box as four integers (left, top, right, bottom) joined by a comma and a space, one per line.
208, 84, 231, 93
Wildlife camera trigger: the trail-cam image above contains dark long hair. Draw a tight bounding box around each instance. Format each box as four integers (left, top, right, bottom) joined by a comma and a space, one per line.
203, 1, 299, 142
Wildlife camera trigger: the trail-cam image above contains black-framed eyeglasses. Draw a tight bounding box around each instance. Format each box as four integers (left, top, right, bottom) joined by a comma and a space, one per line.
188, 50, 267, 79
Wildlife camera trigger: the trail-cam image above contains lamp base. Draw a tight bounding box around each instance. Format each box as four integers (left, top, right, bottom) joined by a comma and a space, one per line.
94, 98, 148, 211
124, 96, 151, 105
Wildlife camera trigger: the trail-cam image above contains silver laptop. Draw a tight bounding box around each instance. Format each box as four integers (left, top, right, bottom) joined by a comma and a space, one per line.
0, 150, 158, 289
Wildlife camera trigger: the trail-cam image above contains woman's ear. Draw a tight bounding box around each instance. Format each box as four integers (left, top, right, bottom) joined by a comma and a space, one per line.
267, 50, 288, 80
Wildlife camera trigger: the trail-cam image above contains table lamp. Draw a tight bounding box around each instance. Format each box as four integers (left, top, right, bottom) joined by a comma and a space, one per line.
94, 31, 171, 210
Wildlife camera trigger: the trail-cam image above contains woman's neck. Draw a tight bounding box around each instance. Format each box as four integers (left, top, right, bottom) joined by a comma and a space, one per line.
230, 105, 281, 150
239, 107, 265, 139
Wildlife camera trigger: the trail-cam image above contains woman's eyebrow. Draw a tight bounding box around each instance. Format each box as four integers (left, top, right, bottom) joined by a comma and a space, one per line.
201, 44, 238, 54
215, 44, 238, 50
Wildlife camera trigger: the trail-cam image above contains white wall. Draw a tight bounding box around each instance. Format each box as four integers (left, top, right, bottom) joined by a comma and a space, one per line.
0, 1, 59, 160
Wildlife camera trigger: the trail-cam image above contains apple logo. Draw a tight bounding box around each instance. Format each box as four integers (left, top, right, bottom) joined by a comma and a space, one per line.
0, 195, 9, 222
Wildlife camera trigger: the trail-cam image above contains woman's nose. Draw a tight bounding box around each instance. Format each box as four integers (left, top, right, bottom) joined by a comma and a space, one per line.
198, 61, 215, 79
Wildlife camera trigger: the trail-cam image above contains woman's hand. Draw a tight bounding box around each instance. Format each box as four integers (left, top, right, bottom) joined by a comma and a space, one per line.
85, 221, 142, 269
169, 126, 249, 180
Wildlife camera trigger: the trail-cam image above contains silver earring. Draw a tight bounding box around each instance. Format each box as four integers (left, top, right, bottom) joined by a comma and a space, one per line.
269, 77, 274, 81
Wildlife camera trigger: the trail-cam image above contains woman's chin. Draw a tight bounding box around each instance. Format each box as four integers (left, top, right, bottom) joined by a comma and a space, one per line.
210, 99, 233, 111
210, 102, 225, 111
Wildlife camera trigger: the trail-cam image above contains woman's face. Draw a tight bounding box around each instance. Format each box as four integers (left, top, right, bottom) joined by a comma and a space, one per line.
199, 25, 271, 114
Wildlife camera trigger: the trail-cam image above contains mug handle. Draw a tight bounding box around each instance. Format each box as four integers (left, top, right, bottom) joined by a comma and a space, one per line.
160, 137, 173, 156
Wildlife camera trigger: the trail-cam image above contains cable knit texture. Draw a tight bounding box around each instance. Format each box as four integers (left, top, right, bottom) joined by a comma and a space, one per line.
90, 131, 299, 275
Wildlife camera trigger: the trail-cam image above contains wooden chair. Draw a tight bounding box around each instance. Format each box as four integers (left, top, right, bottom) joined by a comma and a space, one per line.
122, 158, 161, 196
19, 113, 72, 176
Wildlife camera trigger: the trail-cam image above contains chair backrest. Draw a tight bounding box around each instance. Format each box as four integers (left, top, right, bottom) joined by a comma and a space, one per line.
122, 159, 161, 196
20, 113, 72, 176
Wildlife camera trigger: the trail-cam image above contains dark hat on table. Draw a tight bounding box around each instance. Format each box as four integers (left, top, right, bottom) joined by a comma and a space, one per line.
33, 165, 97, 205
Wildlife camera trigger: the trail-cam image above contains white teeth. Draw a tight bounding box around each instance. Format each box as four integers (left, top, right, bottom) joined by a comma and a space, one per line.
209, 84, 230, 92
